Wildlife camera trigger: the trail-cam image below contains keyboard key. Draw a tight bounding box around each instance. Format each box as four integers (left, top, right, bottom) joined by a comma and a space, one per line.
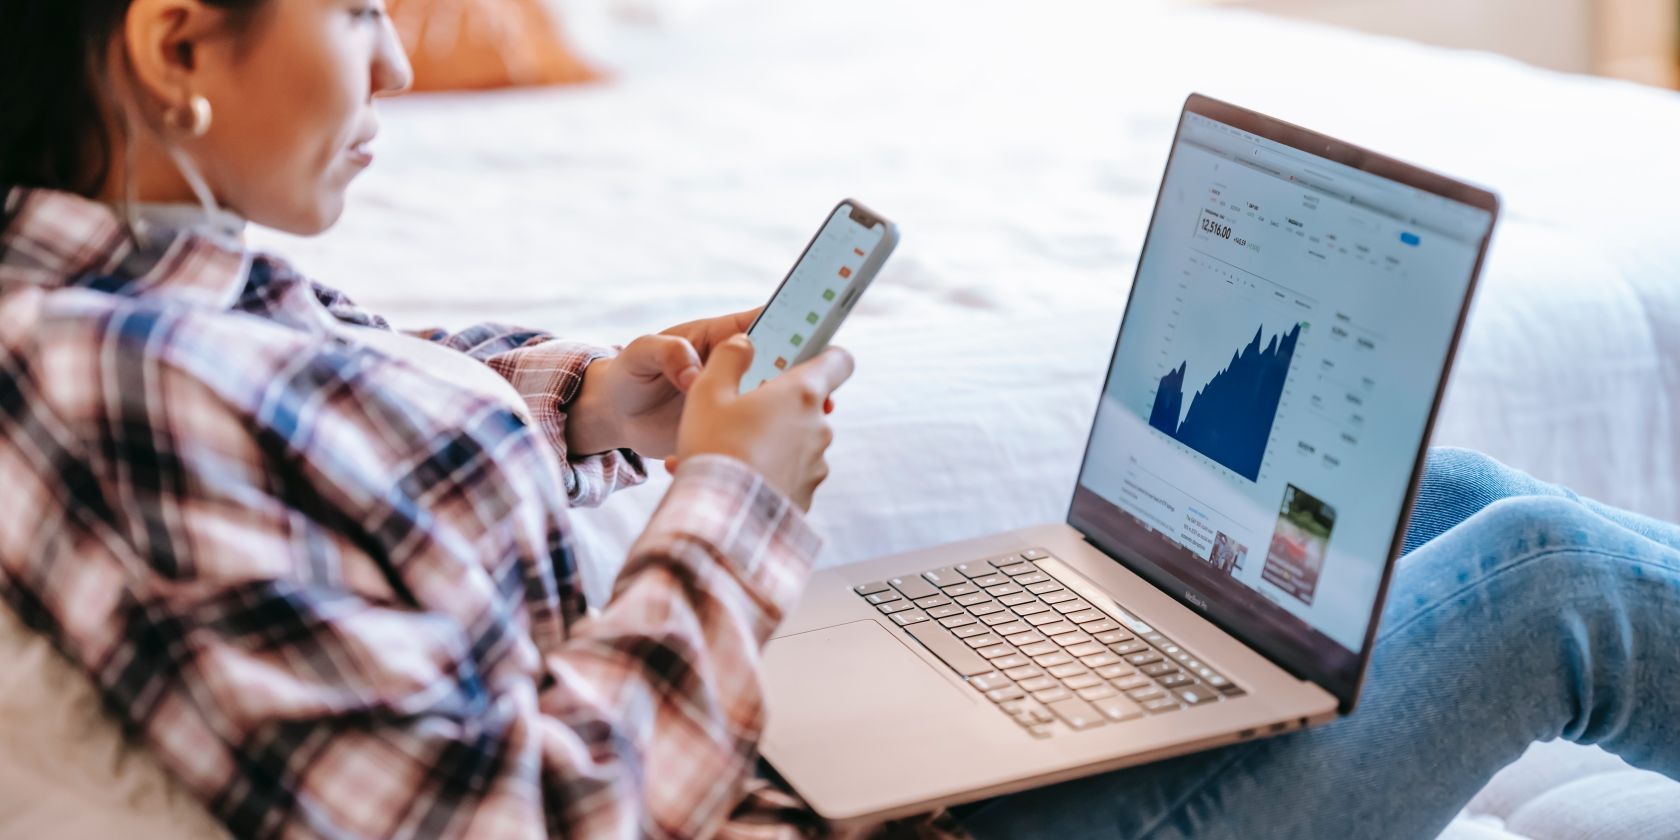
1142, 696, 1181, 713
1157, 673, 1194, 688
891, 611, 929, 626
1019, 675, 1058, 692
1019, 641, 1059, 657
1093, 694, 1145, 722
878, 601, 914, 615
1002, 631, 1047, 647
997, 562, 1036, 577
865, 591, 901, 605
1080, 651, 1122, 668
992, 621, 1032, 637
1015, 701, 1055, 726
922, 567, 967, 587
1025, 581, 1064, 595
890, 576, 939, 600
998, 592, 1035, 607
1003, 664, 1043, 680
1021, 548, 1051, 560
1143, 632, 1170, 646
1076, 683, 1118, 701
1141, 661, 1178, 677
927, 605, 964, 620
955, 592, 992, 607
1041, 590, 1077, 605
1080, 619, 1122, 635
1094, 629, 1134, 645
969, 602, 1006, 617
986, 685, 1026, 703
1203, 672, 1233, 689
985, 613, 1023, 628
1094, 663, 1133, 680
1033, 651, 1074, 668
984, 582, 1024, 597
1052, 599, 1093, 615
1125, 651, 1163, 667
1062, 673, 1103, 691
953, 623, 989, 639
1111, 640, 1149, 656
1112, 674, 1153, 691
977, 644, 1016, 660
1025, 612, 1063, 627
1127, 685, 1166, 702
1065, 609, 1106, 624
970, 672, 1011, 691
1038, 621, 1078, 637
938, 614, 977, 629
1176, 687, 1219, 706
855, 581, 891, 596
1026, 724, 1054, 739
1015, 571, 1051, 586
1047, 662, 1088, 679
905, 620, 994, 677
914, 595, 952, 609
941, 582, 980, 597
992, 553, 1026, 567
1053, 632, 1095, 648
1066, 642, 1106, 658
1012, 602, 1053, 617
1032, 686, 1072, 704
965, 634, 1003, 649
972, 574, 1009, 588
991, 653, 1031, 670
954, 560, 996, 578
1045, 696, 1104, 730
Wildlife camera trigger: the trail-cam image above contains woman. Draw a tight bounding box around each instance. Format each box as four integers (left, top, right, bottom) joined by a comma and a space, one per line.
0, 1, 1674, 838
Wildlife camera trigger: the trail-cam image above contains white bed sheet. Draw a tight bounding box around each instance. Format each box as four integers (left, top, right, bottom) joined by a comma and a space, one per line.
247, 0, 1680, 607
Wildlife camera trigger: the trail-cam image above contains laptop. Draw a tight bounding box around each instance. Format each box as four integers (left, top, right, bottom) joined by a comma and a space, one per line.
759, 94, 1500, 824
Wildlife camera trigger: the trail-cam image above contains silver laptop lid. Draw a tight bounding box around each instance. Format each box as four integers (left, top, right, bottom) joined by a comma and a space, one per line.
1068, 94, 1499, 712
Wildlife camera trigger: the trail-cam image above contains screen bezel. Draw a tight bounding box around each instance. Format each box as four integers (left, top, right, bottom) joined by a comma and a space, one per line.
1067, 93, 1500, 713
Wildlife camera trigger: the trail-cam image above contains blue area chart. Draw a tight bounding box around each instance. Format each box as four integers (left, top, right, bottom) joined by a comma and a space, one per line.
1148, 323, 1302, 481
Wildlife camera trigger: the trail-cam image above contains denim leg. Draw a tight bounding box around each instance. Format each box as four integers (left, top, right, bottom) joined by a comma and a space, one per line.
958, 495, 1680, 839
1404, 447, 1680, 554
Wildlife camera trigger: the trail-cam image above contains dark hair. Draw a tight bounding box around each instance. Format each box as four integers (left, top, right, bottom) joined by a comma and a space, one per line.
0, 0, 265, 197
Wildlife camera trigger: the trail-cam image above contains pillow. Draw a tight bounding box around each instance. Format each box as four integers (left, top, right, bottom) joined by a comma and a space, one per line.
387, 0, 600, 92
0, 605, 226, 840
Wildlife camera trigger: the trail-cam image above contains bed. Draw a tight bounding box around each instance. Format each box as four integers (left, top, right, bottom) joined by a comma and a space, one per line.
6, 0, 1679, 836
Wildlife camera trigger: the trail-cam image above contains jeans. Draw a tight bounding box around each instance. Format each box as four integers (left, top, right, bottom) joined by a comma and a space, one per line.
956, 448, 1680, 839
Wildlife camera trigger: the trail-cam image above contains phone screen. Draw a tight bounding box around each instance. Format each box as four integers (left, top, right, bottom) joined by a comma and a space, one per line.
740, 203, 891, 392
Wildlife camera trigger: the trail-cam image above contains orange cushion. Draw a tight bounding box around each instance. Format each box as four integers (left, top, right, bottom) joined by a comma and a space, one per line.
386, 0, 599, 92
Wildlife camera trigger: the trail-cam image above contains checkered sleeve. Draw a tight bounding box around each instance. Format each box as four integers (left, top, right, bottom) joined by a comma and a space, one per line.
540, 454, 823, 836
313, 282, 645, 506
1, 308, 821, 839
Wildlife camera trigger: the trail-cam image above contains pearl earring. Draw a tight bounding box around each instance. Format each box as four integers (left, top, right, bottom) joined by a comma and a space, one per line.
167, 94, 213, 137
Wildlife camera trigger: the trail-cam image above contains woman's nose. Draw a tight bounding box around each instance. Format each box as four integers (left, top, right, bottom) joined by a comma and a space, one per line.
373, 18, 414, 98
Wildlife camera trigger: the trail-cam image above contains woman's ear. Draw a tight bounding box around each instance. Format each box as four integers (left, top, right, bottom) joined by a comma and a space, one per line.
121, 0, 236, 114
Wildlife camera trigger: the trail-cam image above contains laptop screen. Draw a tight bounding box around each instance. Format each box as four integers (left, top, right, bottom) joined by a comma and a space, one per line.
1069, 100, 1495, 706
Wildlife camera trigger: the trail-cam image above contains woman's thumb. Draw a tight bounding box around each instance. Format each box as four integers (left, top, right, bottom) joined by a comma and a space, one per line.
695, 334, 755, 397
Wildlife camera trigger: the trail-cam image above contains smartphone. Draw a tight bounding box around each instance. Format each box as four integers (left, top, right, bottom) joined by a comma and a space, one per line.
740, 199, 899, 393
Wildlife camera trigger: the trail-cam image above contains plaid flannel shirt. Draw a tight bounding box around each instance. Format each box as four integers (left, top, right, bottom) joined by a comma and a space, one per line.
0, 187, 954, 839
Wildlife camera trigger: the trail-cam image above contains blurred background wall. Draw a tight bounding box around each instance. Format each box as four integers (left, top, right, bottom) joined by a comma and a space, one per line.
1195, 0, 1680, 87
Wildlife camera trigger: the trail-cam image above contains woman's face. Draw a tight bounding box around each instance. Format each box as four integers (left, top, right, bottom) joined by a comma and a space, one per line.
124, 0, 412, 234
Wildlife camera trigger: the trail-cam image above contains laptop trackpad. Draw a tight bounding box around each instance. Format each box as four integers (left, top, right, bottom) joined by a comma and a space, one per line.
763, 619, 975, 733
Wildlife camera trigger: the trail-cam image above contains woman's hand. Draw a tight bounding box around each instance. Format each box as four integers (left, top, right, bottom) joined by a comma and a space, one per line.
670, 335, 854, 510
569, 307, 823, 459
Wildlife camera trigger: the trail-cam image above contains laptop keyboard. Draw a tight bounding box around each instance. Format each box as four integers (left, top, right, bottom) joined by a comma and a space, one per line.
855, 549, 1244, 738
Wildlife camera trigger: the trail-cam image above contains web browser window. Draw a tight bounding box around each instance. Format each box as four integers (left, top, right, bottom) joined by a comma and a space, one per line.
1077, 111, 1493, 660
